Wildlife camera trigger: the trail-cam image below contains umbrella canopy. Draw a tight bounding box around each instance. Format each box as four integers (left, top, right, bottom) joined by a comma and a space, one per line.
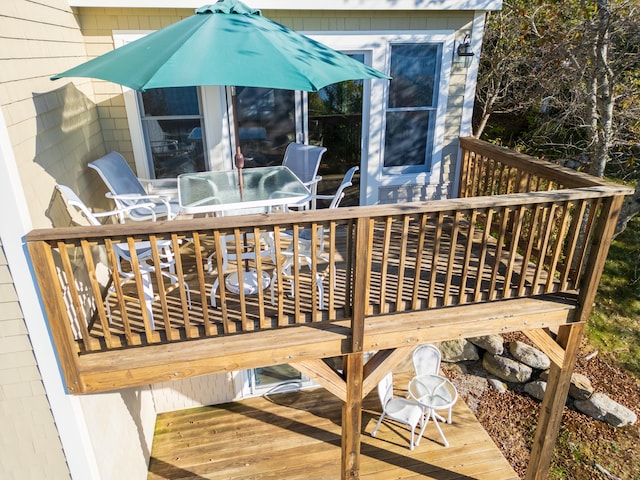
51, 0, 389, 92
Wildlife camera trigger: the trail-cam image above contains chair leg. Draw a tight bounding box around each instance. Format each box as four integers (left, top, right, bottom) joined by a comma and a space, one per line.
371, 412, 386, 438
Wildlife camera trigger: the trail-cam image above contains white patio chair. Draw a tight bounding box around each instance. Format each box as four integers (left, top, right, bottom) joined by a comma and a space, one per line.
412, 343, 454, 424
56, 185, 190, 329
314, 166, 359, 209
88, 151, 180, 222
272, 167, 357, 309
371, 372, 426, 450
281, 143, 327, 209
207, 232, 274, 308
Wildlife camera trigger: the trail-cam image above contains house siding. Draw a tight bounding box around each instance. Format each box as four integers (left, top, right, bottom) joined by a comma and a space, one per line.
0, 240, 70, 480
74, 8, 477, 202
0, 2, 159, 478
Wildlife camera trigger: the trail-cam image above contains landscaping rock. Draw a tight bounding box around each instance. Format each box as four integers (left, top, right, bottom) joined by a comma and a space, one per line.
509, 341, 551, 370
568, 373, 594, 400
487, 377, 509, 393
539, 370, 594, 400
574, 392, 638, 427
482, 352, 533, 383
468, 335, 504, 355
439, 339, 480, 362
524, 380, 547, 401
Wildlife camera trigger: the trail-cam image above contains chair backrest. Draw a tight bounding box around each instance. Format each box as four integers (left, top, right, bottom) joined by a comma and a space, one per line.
377, 372, 394, 408
282, 143, 327, 185
88, 152, 147, 197
56, 185, 102, 226
412, 344, 442, 377
329, 165, 359, 209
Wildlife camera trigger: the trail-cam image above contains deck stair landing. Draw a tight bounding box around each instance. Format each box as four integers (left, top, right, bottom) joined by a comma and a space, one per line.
148, 370, 519, 480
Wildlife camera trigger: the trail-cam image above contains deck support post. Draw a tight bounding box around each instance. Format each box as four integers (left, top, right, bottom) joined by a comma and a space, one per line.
341, 352, 364, 480
525, 322, 584, 480
340, 216, 372, 480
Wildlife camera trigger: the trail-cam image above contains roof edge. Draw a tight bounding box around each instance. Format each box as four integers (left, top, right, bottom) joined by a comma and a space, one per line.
69, 0, 503, 11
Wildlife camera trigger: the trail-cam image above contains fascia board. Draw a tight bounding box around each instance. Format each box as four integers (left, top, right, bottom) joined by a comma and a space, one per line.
68, 0, 503, 11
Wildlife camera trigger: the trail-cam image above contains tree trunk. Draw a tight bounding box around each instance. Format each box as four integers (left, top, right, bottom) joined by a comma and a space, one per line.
588, 0, 615, 179
615, 180, 640, 236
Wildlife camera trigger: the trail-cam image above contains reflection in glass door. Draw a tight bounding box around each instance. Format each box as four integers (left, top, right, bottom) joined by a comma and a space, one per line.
234, 87, 296, 168
244, 364, 313, 396
308, 53, 365, 207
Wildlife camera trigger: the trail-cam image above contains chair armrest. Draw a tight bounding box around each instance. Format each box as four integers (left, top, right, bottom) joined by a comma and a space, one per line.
139, 178, 178, 196
92, 202, 158, 223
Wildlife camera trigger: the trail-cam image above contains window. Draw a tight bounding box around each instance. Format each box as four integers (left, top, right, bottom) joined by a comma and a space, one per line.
139, 87, 206, 178
383, 43, 442, 174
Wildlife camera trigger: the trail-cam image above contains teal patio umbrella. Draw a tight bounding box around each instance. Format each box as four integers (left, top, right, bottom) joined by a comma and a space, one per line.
52, 0, 388, 177
51, 1, 388, 92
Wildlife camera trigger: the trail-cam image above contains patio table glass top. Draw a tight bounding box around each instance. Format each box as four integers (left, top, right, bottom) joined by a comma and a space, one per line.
178, 166, 310, 215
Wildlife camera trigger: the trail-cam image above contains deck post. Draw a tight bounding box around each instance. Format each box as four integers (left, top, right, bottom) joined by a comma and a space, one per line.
340, 216, 372, 479
27, 240, 83, 393
525, 322, 583, 480
526, 195, 625, 479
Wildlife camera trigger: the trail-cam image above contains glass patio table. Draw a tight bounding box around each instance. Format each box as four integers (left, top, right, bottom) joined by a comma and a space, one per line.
178, 166, 311, 296
177, 166, 310, 215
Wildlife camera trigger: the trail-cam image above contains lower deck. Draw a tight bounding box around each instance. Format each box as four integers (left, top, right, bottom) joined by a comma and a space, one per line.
148, 370, 519, 480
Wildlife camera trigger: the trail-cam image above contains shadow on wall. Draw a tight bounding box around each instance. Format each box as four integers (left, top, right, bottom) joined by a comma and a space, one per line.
33, 83, 112, 227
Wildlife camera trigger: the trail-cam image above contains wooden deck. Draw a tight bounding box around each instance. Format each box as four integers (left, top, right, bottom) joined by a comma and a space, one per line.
148, 370, 519, 480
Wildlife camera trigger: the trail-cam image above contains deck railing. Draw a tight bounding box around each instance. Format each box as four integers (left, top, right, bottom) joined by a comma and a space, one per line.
26, 138, 631, 391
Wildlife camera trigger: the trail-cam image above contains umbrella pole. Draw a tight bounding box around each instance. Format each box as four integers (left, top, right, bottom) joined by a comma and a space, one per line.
231, 86, 250, 272
231, 86, 244, 192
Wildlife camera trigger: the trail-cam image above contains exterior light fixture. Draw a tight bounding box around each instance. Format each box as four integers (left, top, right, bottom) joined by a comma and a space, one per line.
457, 34, 475, 58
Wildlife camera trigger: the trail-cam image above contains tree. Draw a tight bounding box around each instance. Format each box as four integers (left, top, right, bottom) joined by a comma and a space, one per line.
475, 0, 640, 234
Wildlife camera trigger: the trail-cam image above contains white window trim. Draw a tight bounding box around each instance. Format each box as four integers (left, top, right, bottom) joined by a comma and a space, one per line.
116, 31, 229, 177
308, 31, 454, 204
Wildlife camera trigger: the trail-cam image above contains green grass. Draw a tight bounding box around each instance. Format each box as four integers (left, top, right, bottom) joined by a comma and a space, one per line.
588, 215, 640, 376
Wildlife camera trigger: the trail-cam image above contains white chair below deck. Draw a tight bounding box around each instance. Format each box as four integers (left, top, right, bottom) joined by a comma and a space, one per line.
371, 372, 426, 450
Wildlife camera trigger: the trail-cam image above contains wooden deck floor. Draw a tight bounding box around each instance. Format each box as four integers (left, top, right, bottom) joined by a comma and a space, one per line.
148, 371, 519, 480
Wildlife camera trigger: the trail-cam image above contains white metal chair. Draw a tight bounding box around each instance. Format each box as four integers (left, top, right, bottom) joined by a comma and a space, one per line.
272, 167, 357, 309
412, 343, 455, 424
207, 232, 274, 308
314, 166, 359, 209
88, 151, 180, 222
56, 185, 190, 329
281, 143, 327, 209
371, 372, 426, 450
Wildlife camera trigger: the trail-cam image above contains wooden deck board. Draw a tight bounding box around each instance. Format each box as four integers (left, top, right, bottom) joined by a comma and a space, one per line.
148, 371, 519, 480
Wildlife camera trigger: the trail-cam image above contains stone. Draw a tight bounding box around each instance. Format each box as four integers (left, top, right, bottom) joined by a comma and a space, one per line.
574, 392, 638, 427
509, 341, 551, 370
482, 352, 533, 383
568, 373, 594, 400
538, 370, 594, 400
524, 380, 547, 401
487, 377, 509, 393
439, 339, 480, 362
468, 335, 504, 355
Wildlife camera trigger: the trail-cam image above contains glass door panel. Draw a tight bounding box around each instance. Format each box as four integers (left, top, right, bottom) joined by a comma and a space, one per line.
308, 53, 364, 207
235, 87, 296, 168
244, 364, 313, 396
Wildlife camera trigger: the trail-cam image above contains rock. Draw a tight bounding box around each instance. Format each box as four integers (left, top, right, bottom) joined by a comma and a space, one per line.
468, 335, 504, 355
524, 380, 547, 401
538, 370, 594, 400
439, 339, 480, 362
509, 341, 551, 370
487, 377, 509, 393
568, 373, 594, 400
482, 352, 533, 383
574, 392, 638, 427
